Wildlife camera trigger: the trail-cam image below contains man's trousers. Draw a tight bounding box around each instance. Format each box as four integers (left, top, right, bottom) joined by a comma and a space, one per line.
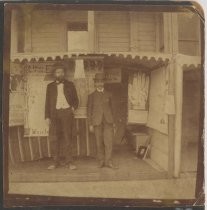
94, 117, 114, 165
49, 108, 74, 165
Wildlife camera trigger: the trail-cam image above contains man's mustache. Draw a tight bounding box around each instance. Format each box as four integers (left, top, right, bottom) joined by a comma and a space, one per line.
55, 76, 64, 80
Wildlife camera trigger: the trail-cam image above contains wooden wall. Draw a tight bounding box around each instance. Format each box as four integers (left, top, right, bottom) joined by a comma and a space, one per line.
9, 120, 97, 164
31, 10, 88, 52
147, 65, 169, 171
182, 70, 201, 145
30, 10, 160, 53
178, 13, 200, 56
96, 12, 159, 52
19, 9, 202, 56
96, 11, 130, 52
131, 13, 158, 52
32, 10, 63, 52
148, 128, 168, 171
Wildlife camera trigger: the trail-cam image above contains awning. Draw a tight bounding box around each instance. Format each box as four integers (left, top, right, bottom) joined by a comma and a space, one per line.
11, 52, 172, 62
176, 54, 201, 71
11, 52, 171, 71
11, 52, 201, 71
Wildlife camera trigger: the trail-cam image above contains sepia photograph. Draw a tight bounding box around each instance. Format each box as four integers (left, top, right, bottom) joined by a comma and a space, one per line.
3, 2, 204, 207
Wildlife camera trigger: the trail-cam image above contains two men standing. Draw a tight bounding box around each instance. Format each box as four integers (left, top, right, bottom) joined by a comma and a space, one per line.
45, 64, 117, 170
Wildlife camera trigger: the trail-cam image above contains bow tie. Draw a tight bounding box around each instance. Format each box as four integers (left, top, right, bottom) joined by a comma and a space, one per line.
56, 80, 64, 84
96, 88, 104, 93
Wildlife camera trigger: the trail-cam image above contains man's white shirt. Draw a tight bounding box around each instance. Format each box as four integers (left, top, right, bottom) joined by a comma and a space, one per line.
56, 83, 70, 109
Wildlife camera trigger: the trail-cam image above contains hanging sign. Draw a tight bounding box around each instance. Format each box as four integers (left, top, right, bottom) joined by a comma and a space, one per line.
9, 62, 25, 126
9, 91, 25, 126
23, 62, 55, 136
104, 68, 121, 83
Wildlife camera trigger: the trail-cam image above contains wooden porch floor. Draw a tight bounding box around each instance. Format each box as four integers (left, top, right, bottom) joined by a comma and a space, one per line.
9, 144, 167, 182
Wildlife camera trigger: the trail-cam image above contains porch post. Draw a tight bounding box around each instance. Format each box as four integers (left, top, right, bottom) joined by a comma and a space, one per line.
21, 5, 34, 52
163, 13, 178, 177
174, 55, 183, 177
88, 11, 95, 53
10, 9, 18, 54
167, 59, 175, 178
129, 12, 137, 52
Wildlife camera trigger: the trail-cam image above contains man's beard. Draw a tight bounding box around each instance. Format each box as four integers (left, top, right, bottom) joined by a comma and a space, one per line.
56, 76, 64, 81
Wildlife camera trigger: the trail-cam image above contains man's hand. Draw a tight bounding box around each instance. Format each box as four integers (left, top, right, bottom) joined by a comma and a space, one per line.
46, 118, 51, 126
89, 125, 94, 133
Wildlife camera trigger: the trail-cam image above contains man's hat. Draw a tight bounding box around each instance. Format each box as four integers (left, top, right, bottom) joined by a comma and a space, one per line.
52, 63, 66, 72
93, 73, 106, 82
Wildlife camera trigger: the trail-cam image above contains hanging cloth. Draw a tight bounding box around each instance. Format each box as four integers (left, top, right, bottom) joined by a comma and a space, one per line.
74, 59, 85, 79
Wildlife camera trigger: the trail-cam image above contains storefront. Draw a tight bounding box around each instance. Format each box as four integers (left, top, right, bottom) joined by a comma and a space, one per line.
8, 50, 201, 182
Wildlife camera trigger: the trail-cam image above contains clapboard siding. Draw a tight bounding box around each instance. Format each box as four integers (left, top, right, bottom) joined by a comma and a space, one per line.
31, 10, 159, 53
96, 11, 157, 52
32, 10, 64, 52
135, 13, 157, 52
31, 10, 88, 52
96, 11, 130, 52
148, 128, 168, 171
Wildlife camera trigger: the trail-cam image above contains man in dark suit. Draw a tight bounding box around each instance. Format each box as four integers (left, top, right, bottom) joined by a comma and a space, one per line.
45, 64, 79, 170
87, 73, 118, 169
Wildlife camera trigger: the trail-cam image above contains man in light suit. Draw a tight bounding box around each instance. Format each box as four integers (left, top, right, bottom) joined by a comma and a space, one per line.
87, 73, 118, 169
45, 64, 79, 170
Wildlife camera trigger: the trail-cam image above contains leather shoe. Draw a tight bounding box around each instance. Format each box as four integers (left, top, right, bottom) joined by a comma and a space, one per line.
68, 163, 77, 170
106, 162, 119, 169
47, 164, 58, 170
98, 161, 105, 168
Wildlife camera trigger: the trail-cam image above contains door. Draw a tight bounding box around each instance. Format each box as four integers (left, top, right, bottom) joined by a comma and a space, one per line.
181, 70, 201, 172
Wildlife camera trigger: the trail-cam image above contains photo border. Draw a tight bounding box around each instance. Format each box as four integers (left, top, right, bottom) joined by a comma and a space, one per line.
1, 1, 205, 208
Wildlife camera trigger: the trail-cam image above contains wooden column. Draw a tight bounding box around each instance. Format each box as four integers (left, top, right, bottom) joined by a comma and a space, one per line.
47, 136, 51, 157
129, 12, 137, 52
171, 14, 181, 178
163, 13, 171, 53
85, 119, 90, 156
17, 127, 24, 161
163, 13, 178, 53
167, 60, 175, 178
76, 119, 80, 156
88, 11, 95, 53
163, 13, 179, 178
155, 14, 160, 52
10, 9, 18, 54
171, 14, 179, 53
21, 6, 33, 52
174, 55, 183, 177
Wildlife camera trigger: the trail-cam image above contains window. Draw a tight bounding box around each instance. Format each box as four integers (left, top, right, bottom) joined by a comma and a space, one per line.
67, 22, 89, 52
178, 13, 200, 56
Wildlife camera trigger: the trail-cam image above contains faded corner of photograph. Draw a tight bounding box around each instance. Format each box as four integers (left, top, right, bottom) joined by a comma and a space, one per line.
5, 2, 204, 206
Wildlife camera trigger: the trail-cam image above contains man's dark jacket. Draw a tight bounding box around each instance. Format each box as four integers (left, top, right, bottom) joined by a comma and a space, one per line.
45, 80, 79, 119
87, 90, 114, 126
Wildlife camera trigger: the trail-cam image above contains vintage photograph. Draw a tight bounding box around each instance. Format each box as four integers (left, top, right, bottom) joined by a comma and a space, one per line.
3, 2, 204, 207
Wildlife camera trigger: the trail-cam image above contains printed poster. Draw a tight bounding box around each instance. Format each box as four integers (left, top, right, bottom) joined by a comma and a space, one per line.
23, 62, 54, 137
147, 67, 169, 134
9, 92, 25, 126
24, 73, 52, 136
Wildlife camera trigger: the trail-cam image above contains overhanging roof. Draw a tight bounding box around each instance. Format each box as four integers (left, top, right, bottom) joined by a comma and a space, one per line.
10, 51, 171, 71
176, 54, 202, 71
10, 52, 201, 71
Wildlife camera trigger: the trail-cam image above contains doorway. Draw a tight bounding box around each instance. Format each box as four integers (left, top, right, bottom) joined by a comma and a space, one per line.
104, 67, 128, 145
181, 70, 201, 172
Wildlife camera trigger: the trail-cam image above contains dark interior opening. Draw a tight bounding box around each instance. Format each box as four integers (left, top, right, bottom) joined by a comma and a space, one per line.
181, 69, 201, 173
